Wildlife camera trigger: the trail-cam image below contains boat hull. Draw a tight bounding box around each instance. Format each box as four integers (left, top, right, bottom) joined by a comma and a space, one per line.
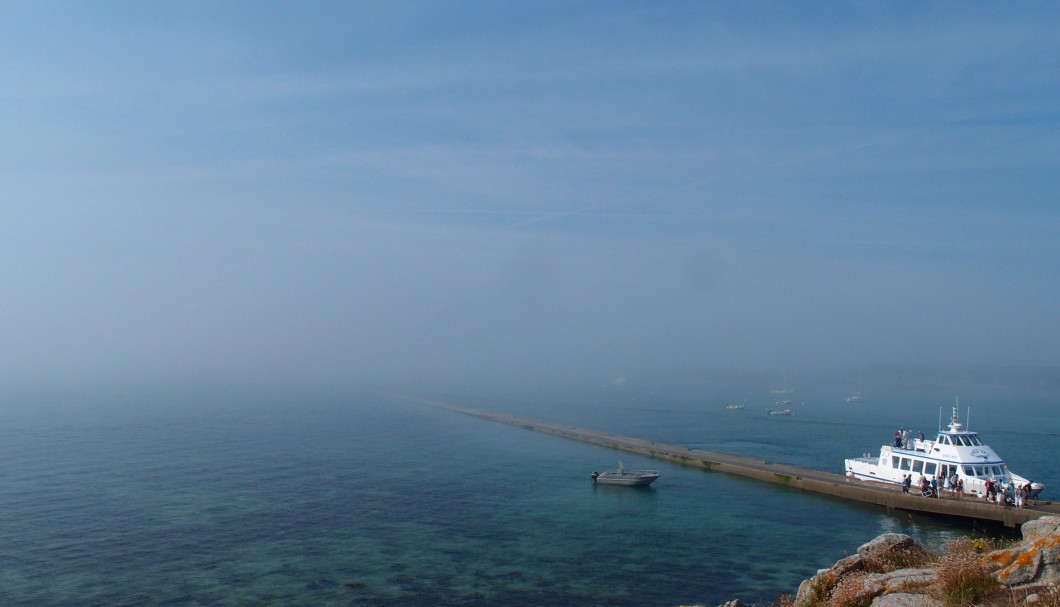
593, 473, 659, 486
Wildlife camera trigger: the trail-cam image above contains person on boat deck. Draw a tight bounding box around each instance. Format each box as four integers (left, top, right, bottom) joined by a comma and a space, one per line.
903, 429, 911, 449
894, 431, 902, 448
918, 430, 925, 442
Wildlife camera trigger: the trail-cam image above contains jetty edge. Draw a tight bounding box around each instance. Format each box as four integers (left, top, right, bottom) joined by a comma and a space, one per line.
399, 395, 1060, 528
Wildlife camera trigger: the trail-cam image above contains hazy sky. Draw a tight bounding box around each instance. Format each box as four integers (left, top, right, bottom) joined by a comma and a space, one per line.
2, 2, 1058, 394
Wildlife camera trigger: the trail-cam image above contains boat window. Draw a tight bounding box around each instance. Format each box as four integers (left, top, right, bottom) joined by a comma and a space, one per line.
970, 435, 982, 446
992, 466, 1003, 476
962, 436, 975, 447
925, 462, 937, 475
1001, 466, 1008, 475
912, 460, 924, 473
975, 466, 986, 476
892, 456, 900, 469
963, 465, 975, 476
900, 458, 911, 471
940, 435, 950, 445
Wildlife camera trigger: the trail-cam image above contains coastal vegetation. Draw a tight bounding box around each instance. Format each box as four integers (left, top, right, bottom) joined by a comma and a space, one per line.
760, 516, 1060, 607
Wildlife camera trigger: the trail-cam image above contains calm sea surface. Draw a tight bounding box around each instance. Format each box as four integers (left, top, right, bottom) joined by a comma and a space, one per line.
1, 382, 1056, 606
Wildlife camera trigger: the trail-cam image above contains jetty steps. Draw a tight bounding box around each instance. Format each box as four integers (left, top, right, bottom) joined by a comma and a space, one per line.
403, 396, 1060, 528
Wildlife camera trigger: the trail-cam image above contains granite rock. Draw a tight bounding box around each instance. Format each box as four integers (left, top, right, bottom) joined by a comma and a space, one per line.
868, 592, 944, 607
986, 515, 1060, 587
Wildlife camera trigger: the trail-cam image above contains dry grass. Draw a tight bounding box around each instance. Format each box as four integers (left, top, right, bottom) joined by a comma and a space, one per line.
932, 538, 1001, 606
827, 572, 874, 607
862, 545, 935, 573
800, 571, 837, 607
776, 534, 1054, 607
957, 584, 1060, 607
772, 594, 796, 607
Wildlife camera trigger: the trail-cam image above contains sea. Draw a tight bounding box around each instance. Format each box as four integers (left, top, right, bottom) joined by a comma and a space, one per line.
1, 376, 1056, 607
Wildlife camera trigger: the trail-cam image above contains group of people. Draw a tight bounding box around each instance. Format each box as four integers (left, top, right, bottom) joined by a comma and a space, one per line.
900, 472, 964, 499
898, 473, 1035, 508
983, 478, 1035, 509
892, 427, 926, 450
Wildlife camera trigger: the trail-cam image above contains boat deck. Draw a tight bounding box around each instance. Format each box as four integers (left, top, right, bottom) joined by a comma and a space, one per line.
405, 397, 1060, 528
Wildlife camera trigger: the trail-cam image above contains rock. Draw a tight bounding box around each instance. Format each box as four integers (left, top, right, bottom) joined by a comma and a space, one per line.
794, 533, 933, 606
1022, 516, 1060, 543
786, 521, 1060, 607
869, 592, 944, 607
858, 533, 916, 558
832, 554, 867, 577
719, 601, 745, 607
986, 515, 1060, 587
871, 568, 938, 594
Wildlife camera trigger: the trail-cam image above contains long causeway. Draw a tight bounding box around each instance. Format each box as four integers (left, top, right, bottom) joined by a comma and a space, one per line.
408, 396, 1060, 528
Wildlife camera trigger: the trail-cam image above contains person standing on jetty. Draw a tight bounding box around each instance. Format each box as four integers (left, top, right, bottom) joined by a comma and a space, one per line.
901, 474, 911, 494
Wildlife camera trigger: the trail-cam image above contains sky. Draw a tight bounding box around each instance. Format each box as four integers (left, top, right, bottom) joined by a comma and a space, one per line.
1, 2, 1058, 396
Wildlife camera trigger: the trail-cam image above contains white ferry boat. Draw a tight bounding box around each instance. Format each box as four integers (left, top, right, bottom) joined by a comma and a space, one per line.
844, 402, 1044, 499
590, 462, 659, 486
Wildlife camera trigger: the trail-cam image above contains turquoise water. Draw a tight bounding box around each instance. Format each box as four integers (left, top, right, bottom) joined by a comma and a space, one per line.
0, 383, 1055, 606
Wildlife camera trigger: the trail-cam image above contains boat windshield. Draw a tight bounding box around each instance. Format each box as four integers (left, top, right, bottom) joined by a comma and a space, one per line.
944, 434, 985, 446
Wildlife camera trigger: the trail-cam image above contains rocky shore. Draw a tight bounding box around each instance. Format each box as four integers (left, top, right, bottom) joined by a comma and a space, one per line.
686, 515, 1060, 607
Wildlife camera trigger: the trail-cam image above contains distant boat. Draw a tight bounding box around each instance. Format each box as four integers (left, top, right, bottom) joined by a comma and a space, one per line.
771, 371, 794, 395
590, 462, 659, 486
845, 391, 865, 403
724, 404, 745, 410
766, 408, 793, 416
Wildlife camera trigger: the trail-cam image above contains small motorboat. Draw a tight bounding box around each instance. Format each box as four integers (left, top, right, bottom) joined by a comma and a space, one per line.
590, 461, 659, 486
